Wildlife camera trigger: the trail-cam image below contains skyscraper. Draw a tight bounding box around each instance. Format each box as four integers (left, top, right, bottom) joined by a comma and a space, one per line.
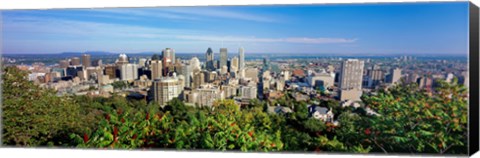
151, 76, 182, 107
71, 57, 81, 66
82, 54, 91, 67
205, 48, 215, 71
220, 48, 228, 69
231, 56, 239, 73
162, 48, 175, 65
59, 60, 69, 68
389, 68, 402, 85
367, 65, 384, 88
104, 65, 117, 79
339, 59, 364, 101
238, 47, 245, 70
183, 63, 192, 88
120, 63, 138, 81
150, 60, 163, 80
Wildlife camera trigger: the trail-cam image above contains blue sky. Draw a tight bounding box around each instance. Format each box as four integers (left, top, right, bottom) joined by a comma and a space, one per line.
1, 2, 469, 55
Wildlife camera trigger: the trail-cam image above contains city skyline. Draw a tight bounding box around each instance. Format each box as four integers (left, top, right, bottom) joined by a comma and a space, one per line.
2, 2, 469, 55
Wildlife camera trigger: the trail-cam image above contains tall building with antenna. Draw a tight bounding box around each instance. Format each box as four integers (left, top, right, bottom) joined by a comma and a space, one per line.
220, 48, 228, 70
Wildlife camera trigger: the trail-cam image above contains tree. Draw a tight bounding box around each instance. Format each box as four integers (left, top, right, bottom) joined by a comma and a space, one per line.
2, 66, 84, 146
360, 81, 468, 154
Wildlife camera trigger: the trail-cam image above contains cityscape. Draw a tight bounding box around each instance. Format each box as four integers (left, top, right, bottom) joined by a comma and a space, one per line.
1, 2, 471, 155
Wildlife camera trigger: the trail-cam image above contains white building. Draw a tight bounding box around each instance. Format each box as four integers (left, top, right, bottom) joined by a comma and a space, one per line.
120, 63, 138, 81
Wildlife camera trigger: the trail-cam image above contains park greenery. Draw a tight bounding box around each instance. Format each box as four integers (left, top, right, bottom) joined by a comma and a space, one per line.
1, 66, 468, 154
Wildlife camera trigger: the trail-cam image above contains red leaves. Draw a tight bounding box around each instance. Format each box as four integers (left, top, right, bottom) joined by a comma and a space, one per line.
145, 113, 150, 120
230, 123, 236, 127
105, 114, 110, 121
271, 143, 276, 147
83, 133, 89, 143
132, 134, 138, 140
364, 128, 372, 135
248, 131, 253, 137
113, 126, 119, 142
117, 108, 123, 115
121, 118, 125, 123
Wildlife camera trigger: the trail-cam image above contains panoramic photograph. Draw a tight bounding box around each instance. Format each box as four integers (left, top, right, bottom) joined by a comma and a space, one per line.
1, 1, 471, 155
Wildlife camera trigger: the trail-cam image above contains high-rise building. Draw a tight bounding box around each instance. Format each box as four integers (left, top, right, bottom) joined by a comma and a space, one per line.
339, 59, 364, 101
150, 60, 163, 80
263, 57, 270, 71
71, 57, 81, 66
151, 76, 182, 107
230, 56, 239, 73
82, 54, 91, 67
367, 65, 384, 88
206, 48, 215, 71
59, 60, 69, 68
183, 63, 192, 88
104, 65, 117, 79
192, 70, 205, 89
220, 48, 228, 69
389, 68, 402, 85
238, 47, 245, 70
162, 48, 175, 65
66, 66, 84, 77
240, 85, 257, 100
245, 68, 259, 82
120, 63, 138, 81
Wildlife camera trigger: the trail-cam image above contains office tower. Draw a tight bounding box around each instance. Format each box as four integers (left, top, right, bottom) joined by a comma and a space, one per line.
71, 57, 81, 66
263, 57, 270, 71
220, 48, 228, 69
120, 63, 138, 81
104, 65, 117, 79
238, 47, 245, 70
183, 63, 192, 88
245, 68, 259, 82
138, 58, 147, 68
282, 70, 290, 81
82, 54, 91, 67
367, 65, 384, 88
190, 57, 201, 72
59, 60, 69, 68
389, 68, 402, 84
116, 54, 129, 66
240, 85, 257, 100
151, 76, 182, 107
150, 60, 163, 80
192, 70, 205, 89
66, 66, 84, 77
339, 59, 364, 101
162, 48, 175, 65
92, 59, 102, 67
206, 47, 215, 71
231, 56, 239, 73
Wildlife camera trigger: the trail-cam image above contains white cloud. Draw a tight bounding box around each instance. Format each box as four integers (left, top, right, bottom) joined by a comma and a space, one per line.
176, 35, 357, 44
